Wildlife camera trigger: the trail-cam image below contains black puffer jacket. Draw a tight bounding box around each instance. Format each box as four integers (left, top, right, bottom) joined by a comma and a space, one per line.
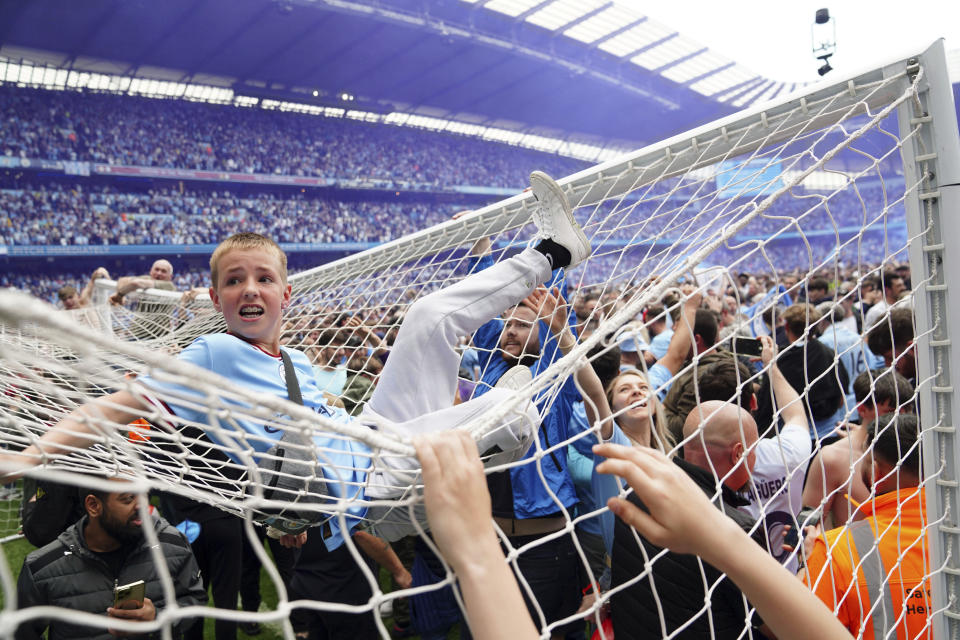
610, 459, 767, 639
15, 514, 205, 640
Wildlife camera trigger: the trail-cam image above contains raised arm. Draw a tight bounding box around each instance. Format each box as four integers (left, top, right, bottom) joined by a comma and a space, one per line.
0, 390, 146, 482
415, 432, 538, 640
344, 315, 388, 358
657, 284, 702, 376
115, 276, 154, 296
594, 444, 852, 640
80, 267, 110, 306
523, 286, 612, 439
801, 447, 834, 518
759, 335, 809, 432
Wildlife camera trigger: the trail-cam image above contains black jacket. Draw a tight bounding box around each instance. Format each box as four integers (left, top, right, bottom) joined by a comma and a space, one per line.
15, 514, 205, 640
19, 478, 86, 548
610, 459, 766, 640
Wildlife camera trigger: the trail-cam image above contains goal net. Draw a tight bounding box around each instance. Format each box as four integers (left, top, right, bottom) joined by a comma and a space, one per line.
1, 41, 958, 639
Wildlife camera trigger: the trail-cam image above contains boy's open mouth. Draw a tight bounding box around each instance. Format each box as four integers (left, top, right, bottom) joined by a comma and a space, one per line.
240, 305, 264, 319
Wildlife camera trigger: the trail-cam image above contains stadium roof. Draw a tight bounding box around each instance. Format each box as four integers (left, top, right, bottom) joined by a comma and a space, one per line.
1, 0, 795, 147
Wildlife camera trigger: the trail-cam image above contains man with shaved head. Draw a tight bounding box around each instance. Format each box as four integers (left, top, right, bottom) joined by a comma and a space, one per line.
108, 259, 180, 339
682, 400, 759, 491
684, 336, 813, 573
610, 336, 811, 638
610, 405, 768, 638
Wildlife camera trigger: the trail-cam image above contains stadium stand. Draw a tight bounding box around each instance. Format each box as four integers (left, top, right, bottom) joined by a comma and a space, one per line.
0, 86, 587, 189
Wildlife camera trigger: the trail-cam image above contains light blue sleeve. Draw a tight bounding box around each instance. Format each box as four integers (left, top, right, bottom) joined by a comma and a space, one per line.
568, 401, 606, 458
136, 337, 214, 427
649, 330, 672, 359
590, 425, 631, 554
647, 362, 674, 401
566, 444, 594, 490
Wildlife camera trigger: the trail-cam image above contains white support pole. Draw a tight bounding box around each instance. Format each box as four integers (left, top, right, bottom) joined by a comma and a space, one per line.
900, 39, 960, 638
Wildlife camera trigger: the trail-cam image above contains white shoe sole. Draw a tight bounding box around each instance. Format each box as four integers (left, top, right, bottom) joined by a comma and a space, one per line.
529, 171, 591, 268
495, 365, 533, 391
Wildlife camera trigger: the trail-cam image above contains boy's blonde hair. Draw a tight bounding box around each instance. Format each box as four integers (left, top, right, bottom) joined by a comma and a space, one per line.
210, 233, 288, 288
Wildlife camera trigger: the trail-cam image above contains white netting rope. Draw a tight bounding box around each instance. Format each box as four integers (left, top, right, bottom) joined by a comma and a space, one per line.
0, 54, 951, 639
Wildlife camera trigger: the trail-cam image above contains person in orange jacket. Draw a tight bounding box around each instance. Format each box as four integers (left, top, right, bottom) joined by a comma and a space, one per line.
802, 413, 931, 640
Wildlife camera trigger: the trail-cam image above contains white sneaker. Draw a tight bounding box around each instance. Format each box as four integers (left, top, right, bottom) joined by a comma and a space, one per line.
529, 171, 591, 268
474, 365, 536, 467
495, 364, 532, 391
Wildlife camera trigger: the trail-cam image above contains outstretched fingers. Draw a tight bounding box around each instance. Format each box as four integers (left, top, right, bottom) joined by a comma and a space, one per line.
415, 431, 494, 568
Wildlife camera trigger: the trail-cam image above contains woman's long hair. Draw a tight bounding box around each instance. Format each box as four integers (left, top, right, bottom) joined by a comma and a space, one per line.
604, 368, 675, 455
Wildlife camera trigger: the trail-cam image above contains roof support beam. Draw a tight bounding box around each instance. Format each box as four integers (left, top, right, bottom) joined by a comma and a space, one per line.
448, 65, 542, 114
589, 16, 646, 46
236, 13, 331, 83
65, 0, 123, 66
708, 75, 762, 100
682, 61, 734, 87
406, 46, 506, 110
653, 47, 706, 74
738, 80, 775, 105
766, 82, 788, 102
620, 32, 677, 61
718, 77, 767, 104
181, 4, 274, 79
553, 3, 612, 35
0, 0, 32, 49
515, 0, 554, 22
297, 22, 386, 87
366, 35, 435, 96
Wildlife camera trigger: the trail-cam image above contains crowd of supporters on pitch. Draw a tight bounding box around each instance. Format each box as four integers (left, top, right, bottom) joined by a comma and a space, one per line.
7, 226, 924, 639
0, 86, 586, 188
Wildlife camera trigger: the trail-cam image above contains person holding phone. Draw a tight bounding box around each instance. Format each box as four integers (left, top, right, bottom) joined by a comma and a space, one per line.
15, 479, 205, 639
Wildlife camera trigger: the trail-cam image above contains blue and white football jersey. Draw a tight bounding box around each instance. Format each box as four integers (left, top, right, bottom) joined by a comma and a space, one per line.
138, 333, 370, 550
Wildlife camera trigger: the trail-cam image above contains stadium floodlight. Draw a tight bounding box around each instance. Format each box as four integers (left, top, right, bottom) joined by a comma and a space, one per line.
811, 8, 836, 76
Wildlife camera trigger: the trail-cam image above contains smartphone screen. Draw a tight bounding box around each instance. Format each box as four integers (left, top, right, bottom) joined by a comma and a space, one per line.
113, 580, 146, 608
732, 337, 764, 357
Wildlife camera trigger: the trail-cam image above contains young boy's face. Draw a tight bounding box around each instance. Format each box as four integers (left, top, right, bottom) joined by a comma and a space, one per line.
209, 247, 291, 351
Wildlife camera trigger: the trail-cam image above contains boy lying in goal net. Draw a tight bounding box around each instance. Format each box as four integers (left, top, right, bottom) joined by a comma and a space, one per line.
0, 171, 590, 549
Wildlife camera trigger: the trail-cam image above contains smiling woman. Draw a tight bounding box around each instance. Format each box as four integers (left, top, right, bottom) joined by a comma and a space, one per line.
606, 369, 670, 450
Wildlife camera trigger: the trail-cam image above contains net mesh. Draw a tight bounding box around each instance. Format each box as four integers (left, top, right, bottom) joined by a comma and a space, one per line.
0, 50, 951, 639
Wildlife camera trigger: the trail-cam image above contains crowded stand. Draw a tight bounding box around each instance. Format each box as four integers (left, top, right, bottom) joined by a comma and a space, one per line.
1, 218, 920, 640
0, 86, 586, 188
0, 181, 901, 248
0, 184, 462, 246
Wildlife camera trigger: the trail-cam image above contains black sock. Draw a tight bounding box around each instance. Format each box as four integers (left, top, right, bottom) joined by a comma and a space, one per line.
534, 238, 571, 270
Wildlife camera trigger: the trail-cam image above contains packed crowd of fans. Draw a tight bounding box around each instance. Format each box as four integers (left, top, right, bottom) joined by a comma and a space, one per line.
0, 86, 928, 640
5, 230, 922, 639
1, 178, 904, 250
0, 86, 586, 188
0, 185, 466, 246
